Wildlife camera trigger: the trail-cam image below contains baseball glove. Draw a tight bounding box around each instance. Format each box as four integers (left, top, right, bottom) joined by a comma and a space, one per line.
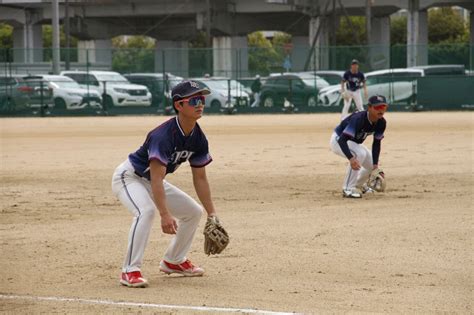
368, 168, 386, 192
203, 216, 229, 255
341, 91, 350, 101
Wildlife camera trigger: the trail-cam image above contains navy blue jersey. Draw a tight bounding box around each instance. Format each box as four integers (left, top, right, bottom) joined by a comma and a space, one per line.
129, 117, 212, 180
342, 70, 365, 91
335, 111, 386, 144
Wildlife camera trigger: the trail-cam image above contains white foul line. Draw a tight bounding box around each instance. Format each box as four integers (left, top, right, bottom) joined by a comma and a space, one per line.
0, 294, 298, 315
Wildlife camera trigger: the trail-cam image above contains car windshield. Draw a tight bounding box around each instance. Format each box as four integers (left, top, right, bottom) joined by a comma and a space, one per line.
94, 74, 129, 83
168, 78, 182, 89
231, 80, 246, 90
51, 80, 81, 89
203, 80, 229, 90
302, 78, 319, 86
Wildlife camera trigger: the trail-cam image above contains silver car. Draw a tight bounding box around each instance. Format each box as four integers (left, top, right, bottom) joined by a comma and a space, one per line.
193, 78, 250, 108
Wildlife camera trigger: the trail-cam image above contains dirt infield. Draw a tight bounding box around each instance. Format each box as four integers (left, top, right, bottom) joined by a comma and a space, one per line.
0, 112, 472, 314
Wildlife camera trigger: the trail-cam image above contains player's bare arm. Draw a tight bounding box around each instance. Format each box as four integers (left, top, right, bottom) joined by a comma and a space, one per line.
192, 166, 217, 217
349, 157, 361, 170
150, 159, 178, 235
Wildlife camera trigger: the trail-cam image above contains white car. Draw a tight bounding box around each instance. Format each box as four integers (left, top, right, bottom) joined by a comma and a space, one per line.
35, 75, 102, 110
318, 68, 424, 107
60, 71, 151, 107
193, 78, 250, 109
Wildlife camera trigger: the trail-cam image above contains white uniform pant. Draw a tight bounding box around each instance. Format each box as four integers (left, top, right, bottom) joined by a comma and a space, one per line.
111, 159, 203, 272
251, 92, 260, 107
342, 89, 364, 119
330, 133, 373, 190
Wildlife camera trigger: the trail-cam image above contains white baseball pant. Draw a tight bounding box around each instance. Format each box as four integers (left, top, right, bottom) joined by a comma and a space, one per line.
342, 89, 364, 120
111, 159, 203, 272
330, 132, 373, 190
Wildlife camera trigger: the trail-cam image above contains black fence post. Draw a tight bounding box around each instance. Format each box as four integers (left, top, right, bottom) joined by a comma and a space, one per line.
227, 79, 231, 106
40, 81, 45, 117
288, 78, 293, 105
101, 80, 108, 115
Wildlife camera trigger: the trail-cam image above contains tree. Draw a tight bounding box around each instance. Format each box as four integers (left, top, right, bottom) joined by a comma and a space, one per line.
188, 31, 212, 77
428, 7, 469, 44
272, 32, 291, 47
391, 16, 407, 45
42, 25, 78, 62
111, 35, 155, 73
247, 32, 283, 75
0, 23, 13, 49
336, 16, 366, 45
0, 23, 13, 61
248, 31, 290, 76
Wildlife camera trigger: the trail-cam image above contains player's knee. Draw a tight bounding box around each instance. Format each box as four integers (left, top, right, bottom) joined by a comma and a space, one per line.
140, 206, 156, 220
190, 205, 203, 221
357, 150, 367, 161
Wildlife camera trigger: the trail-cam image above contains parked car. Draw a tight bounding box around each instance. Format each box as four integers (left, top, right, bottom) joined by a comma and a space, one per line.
318, 68, 425, 107
298, 70, 344, 85
60, 70, 151, 107
124, 73, 183, 107
260, 73, 329, 107
24, 75, 102, 110
192, 78, 250, 108
0, 75, 54, 111
409, 64, 465, 76
0, 76, 33, 111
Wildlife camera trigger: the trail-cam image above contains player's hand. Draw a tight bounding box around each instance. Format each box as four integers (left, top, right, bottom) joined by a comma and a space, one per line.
373, 164, 378, 170
350, 157, 361, 170
160, 213, 178, 234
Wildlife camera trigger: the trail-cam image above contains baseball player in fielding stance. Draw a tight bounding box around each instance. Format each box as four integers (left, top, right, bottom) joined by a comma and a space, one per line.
341, 59, 368, 119
330, 95, 388, 198
111, 81, 219, 287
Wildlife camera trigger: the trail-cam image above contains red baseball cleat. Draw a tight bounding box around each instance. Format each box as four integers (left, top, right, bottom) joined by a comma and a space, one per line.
120, 271, 148, 288
159, 259, 205, 277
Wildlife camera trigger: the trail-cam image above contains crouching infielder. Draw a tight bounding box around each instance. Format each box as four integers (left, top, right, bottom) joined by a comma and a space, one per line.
330, 95, 388, 198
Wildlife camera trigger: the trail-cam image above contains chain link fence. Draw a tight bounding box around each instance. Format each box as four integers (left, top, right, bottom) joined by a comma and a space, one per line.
1, 44, 473, 116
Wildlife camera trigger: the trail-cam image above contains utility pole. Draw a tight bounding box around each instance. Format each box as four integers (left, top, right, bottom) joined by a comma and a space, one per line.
65, 0, 70, 70
366, 0, 372, 45
366, 0, 372, 69
51, 0, 60, 74
205, 0, 212, 75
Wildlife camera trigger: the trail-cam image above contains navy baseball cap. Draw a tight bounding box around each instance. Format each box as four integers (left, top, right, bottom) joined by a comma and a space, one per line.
172, 80, 210, 102
351, 59, 359, 65
368, 95, 389, 106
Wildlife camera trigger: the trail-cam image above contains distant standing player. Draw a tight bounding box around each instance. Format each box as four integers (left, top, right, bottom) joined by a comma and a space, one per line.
330, 95, 388, 198
111, 80, 219, 287
341, 59, 368, 119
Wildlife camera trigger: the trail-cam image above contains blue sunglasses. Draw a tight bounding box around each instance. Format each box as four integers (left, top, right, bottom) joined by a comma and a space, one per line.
178, 95, 206, 107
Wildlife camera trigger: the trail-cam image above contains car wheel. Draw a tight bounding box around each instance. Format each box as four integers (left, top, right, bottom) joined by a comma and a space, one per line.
306, 95, 317, 107
211, 100, 221, 108
262, 95, 274, 107
105, 95, 115, 108
54, 97, 67, 109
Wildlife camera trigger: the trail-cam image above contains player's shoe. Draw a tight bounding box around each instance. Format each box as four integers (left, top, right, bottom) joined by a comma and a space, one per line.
342, 188, 362, 198
360, 185, 375, 194
159, 259, 205, 277
120, 271, 148, 288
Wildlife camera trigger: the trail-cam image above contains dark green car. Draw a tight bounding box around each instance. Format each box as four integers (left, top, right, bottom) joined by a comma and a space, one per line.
259, 74, 329, 107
